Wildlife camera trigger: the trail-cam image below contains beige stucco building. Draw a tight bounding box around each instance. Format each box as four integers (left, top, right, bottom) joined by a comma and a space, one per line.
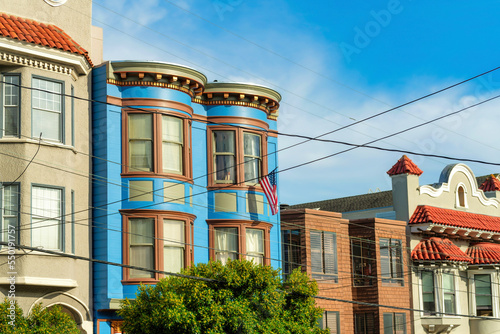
0, 1, 101, 332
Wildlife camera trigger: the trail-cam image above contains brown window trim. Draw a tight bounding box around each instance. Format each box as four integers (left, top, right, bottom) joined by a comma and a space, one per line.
121, 209, 195, 284
207, 125, 268, 190
121, 108, 193, 182
207, 219, 271, 265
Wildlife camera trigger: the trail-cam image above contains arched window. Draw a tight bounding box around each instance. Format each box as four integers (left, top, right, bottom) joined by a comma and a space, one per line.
457, 186, 466, 208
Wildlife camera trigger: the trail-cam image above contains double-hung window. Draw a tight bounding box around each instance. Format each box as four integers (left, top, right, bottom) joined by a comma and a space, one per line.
1, 184, 19, 244
318, 311, 340, 334
31, 186, 63, 251
32, 77, 63, 142
282, 229, 301, 278
380, 238, 404, 286
421, 271, 436, 315
475, 274, 493, 316
355, 313, 375, 334
125, 111, 189, 178
210, 128, 265, 186
2, 74, 20, 137
442, 272, 456, 314
421, 270, 456, 316
311, 230, 338, 282
210, 221, 270, 265
351, 238, 375, 286
383, 313, 406, 334
124, 213, 192, 282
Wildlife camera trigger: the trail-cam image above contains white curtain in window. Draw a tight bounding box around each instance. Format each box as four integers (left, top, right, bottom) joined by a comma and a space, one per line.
129, 218, 154, 278
214, 131, 235, 182
162, 116, 183, 173
31, 187, 61, 250
243, 133, 261, 183
246, 228, 264, 264
215, 227, 238, 264
129, 114, 153, 171
163, 219, 184, 273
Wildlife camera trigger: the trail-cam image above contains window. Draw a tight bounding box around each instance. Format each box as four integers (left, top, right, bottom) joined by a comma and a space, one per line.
380, 238, 403, 286
1, 184, 19, 244
421, 271, 435, 315
475, 274, 493, 316
124, 111, 190, 179
318, 311, 339, 334
123, 212, 193, 282
209, 127, 266, 186
282, 229, 301, 278
457, 185, 467, 208
209, 221, 271, 265
355, 313, 375, 334
352, 238, 375, 286
31, 186, 63, 251
442, 272, 455, 314
383, 313, 406, 334
311, 230, 338, 282
2, 74, 20, 137
32, 77, 63, 142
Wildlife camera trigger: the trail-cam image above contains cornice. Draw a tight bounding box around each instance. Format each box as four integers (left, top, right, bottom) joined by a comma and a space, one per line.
0, 37, 91, 79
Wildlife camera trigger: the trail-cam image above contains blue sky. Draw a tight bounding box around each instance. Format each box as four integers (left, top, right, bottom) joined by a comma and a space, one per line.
91, 0, 500, 205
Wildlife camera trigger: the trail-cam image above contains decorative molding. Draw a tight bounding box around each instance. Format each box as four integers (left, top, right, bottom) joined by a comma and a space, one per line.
0, 50, 75, 78
108, 78, 197, 97
29, 291, 91, 319
419, 164, 499, 208
44, 0, 68, 6
0, 276, 77, 287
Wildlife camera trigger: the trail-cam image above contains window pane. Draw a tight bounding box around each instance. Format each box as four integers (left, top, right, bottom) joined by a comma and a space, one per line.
129, 141, 152, 171
282, 230, 300, 276
380, 239, 390, 278
215, 155, 235, 182
162, 142, 182, 173
214, 131, 235, 153
246, 228, 264, 264
31, 187, 61, 250
164, 247, 184, 273
323, 232, 337, 275
163, 220, 185, 271
129, 114, 153, 172
2, 184, 19, 243
310, 231, 323, 273
32, 109, 60, 141
32, 78, 62, 141
162, 116, 183, 142
4, 106, 19, 136
129, 114, 152, 139
244, 156, 260, 183
243, 133, 260, 156
215, 227, 238, 264
214, 131, 235, 183
129, 218, 154, 278
394, 313, 405, 334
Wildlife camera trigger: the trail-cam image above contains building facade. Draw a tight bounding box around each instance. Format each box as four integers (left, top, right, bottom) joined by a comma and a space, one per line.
291, 155, 500, 333
91, 60, 281, 333
0, 1, 102, 333
281, 209, 411, 334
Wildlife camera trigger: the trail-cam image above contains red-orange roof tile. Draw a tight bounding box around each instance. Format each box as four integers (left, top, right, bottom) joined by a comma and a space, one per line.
412, 237, 472, 262
387, 155, 423, 176
0, 13, 92, 66
479, 174, 500, 192
410, 205, 500, 233
466, 242, 500, 264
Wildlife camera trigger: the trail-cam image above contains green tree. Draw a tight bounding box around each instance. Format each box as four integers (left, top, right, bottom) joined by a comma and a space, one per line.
0, 299, 80, 334
119, 260, 329, 334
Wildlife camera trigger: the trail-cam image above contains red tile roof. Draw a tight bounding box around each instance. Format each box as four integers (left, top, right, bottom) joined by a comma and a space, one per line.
410, 205, 500, 233
479, 174, 500, 192
467, 242, 500, 264
0, 13, 92, 66
387, 155, 423, 176
412, 237, 472, 262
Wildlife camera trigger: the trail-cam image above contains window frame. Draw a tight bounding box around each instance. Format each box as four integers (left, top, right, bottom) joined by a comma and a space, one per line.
319, 310, 340, 334
351, 238, 375, 286
207, 220, 271, 265
207, 126, 268, 189
1, 73, 21, 138
383, 312, 406, 334
30, 184, 65, 252
122, 109, 192, 182
354, 312, 375, 334
310, 230, 338, 282
380, 238, 404, 286
420, 269, 460, 318
282, 229, 301, 278
121, 210, 194, 283
469, 270, 497, 317
31, 75, 65, 143
0, 183, 20, 245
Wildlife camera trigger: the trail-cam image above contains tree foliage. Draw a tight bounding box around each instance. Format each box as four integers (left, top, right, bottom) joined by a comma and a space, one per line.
0, 299, 80, 334
119, 260, 329, 334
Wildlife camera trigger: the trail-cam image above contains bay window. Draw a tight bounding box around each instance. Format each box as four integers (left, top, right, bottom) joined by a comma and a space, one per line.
124, 111, 190, 179
2, 74, 20, 137
32, 77, 63, 142
209, 221, 271, 265
123, 211, 193, 282
31, 186, 63, 251
209, 127, 266, 187
420, 270, 457, 317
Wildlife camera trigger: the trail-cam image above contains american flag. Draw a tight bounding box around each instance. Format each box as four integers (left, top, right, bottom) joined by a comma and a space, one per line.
260, 168, 278, 215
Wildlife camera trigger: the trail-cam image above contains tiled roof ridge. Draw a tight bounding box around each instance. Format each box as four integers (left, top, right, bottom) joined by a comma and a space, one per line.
479, 174, 500, 192
411, 237, 472, 263
466, 242, 500, 264
410, 205, 500, 233
0, 12, 93, 67
387, 155, 423, 176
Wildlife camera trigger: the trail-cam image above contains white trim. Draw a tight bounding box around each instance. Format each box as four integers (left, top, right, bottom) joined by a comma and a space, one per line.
0, 276, 77, 287
44, 302, 84, 324
455, 183, 469, 209
44, 0, 68, 6
29, 291, 91, 319
468, 270, 498, 317
419, 164, 499, 208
